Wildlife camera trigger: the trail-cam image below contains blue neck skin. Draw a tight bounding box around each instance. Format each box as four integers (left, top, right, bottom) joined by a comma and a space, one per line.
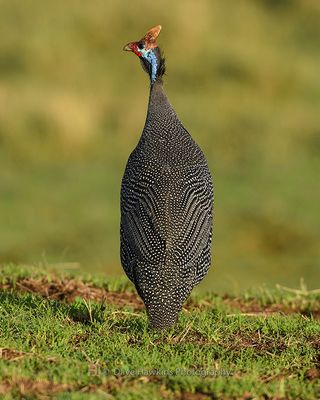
140, 48, 158, 83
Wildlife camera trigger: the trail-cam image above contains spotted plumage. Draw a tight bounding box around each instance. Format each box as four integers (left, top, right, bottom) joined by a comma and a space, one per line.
121, 25, 213, 329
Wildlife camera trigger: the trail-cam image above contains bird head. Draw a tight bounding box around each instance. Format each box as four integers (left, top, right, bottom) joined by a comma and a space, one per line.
123, 25, 165, 84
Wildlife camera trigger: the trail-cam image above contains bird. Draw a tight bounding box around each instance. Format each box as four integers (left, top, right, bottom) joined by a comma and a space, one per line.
120, 25, 213, 330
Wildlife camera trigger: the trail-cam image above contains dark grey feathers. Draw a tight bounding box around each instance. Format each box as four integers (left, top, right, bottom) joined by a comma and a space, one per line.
120, 82, 213, 329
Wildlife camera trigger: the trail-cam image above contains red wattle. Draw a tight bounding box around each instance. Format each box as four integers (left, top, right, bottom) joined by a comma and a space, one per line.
130, 43, 142, 57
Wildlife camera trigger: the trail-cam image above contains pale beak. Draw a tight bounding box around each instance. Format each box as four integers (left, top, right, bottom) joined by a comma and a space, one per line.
123, 43, 133, 52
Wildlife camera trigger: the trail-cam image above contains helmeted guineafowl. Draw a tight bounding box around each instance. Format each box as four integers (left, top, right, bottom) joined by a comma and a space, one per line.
121, 25, 213, 329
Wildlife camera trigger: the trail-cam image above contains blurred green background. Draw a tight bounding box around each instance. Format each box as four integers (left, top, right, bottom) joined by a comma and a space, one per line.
0, 0, 319, 293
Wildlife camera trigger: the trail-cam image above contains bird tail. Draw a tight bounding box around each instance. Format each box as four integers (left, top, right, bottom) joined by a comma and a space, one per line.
133, 264, 193, 330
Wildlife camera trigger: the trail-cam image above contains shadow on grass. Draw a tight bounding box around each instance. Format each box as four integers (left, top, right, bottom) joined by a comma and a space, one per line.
0, 291, 153, 337
0, 290, 146, 332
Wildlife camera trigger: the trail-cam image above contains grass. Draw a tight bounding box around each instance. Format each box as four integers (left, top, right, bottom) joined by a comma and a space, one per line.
0, 264, 319, 399
0, 0, 320, 293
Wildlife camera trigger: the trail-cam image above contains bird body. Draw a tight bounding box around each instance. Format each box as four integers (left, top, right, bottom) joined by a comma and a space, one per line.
121, 26, 213, 329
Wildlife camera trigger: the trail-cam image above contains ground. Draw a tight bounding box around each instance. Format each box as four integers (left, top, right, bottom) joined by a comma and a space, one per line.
0, 264, 319, 399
